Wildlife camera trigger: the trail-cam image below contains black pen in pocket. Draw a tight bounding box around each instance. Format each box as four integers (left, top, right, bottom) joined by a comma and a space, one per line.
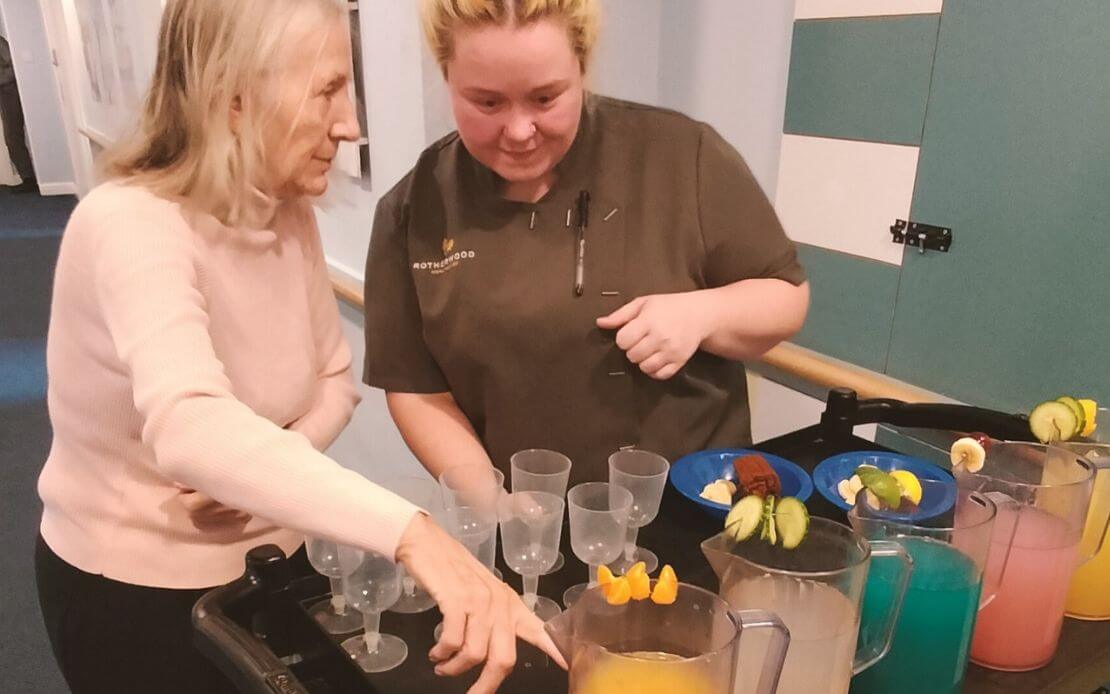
574, 190, 589, 296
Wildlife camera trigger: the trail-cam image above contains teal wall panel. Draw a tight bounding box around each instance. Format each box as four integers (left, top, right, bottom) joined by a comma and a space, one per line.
793, 244, 900, 373
888, 0, 1110, 412
785, 15, 939, 145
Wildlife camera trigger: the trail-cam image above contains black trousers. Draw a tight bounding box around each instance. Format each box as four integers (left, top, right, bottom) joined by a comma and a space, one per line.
35, 535, 308, 694
0, 81, 34, 181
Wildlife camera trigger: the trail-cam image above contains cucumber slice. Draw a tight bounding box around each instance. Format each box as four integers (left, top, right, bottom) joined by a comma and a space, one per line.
1056, 396, 1086, 436
776, 497, 810, 549
760, 496, 778, 544
1030, 400, 1079, 443
724, 494, 765, 542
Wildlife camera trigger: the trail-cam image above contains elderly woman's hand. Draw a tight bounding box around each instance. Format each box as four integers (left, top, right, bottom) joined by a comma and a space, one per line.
395, 513, 566, 693
175, 487, 252, 529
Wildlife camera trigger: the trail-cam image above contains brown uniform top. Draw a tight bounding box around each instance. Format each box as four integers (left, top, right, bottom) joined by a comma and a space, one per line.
363, 95, 805, 486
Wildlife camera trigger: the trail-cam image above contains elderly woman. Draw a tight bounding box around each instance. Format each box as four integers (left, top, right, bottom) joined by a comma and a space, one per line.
33, 1, 556, 692
364, 0, 808, 557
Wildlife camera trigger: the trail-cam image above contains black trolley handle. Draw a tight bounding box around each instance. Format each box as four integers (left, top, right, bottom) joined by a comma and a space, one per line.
820, 388, 1033, 442
193, 546, 311, 694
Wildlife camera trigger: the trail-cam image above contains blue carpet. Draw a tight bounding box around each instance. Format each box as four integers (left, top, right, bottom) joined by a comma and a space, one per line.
0, 193, 77, 239
0, 192, 70, 693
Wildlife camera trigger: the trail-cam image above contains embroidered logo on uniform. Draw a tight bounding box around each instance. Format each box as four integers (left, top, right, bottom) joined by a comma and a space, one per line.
414, 242, 477, 275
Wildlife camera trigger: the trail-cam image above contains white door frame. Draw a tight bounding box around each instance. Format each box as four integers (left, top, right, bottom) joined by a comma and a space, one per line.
36, 0, 97, 196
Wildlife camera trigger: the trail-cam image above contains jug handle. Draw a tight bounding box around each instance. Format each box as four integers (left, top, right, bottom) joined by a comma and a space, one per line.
733, 609, 790, 694
1080, 457, 1110, 561
853, 540, 913, 675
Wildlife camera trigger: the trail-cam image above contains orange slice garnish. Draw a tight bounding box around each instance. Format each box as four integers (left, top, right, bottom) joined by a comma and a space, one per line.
626, 561, 651, 600
650, 564, 678, 605
597, 565, 615, 586
606, 576, 632, 605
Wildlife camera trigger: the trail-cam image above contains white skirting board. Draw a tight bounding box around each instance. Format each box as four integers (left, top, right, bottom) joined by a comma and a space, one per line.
36, 181, 78, 196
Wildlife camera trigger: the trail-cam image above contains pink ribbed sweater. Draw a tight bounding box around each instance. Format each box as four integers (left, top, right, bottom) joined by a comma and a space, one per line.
37, 182, 419, 589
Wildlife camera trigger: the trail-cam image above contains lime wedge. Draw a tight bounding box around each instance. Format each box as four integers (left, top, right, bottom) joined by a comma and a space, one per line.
1030, 400, 1079, 443
775, 497, 810, 549
724, 494, 765, 542
856, 466, 903, 509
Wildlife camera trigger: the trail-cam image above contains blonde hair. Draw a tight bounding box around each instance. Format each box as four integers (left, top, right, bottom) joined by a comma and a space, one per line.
420, 0, 599, 74
100, 0, 345, 226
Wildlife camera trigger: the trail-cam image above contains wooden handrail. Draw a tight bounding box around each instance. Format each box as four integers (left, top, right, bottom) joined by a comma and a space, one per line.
329, 268, 945, 404
758, 342, 941, 403
330, 268, 364, 309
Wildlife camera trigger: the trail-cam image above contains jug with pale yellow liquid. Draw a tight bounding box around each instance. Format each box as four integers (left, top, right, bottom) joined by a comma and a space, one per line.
702, 517, 912, 694
544, 580, 790, 693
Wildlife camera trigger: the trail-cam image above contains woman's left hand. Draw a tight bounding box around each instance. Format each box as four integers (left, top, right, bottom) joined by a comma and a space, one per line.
597, 292, 709, 381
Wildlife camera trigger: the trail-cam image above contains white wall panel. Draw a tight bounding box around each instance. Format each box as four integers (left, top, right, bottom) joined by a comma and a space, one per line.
775, 133, 919, 266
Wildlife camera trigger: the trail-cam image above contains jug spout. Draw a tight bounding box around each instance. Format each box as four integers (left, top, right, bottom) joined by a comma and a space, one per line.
543, 606, 575, 666
700, 532, 736, 584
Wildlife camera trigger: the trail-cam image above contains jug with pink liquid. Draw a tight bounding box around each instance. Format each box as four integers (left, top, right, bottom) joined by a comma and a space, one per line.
956, 441, 1110, 671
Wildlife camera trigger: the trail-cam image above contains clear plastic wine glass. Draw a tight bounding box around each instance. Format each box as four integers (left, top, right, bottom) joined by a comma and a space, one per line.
438, 464, 505, 580
384, 475, 443, 614
305, 536, 363, 633
510, 449, 573, 574
339, 548, 406, 673
497, 491, 565, 622
431, 504, 499, 640
561, 482, 633, 608
607, 449, 670, 574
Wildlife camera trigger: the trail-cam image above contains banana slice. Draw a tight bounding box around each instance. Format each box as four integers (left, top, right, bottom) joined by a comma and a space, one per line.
699, 480, 733, 505
848, 474, 864, 494
836, 479, 857, 505
950, 437, 986, 472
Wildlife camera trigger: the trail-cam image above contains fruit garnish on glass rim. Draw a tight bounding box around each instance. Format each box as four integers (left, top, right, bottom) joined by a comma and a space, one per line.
1078, 399, 1098, 438
1029, 395, 1099, 443
651, 565, 678, 605
950, 434, 988, 472
724, 494, 810, 549
598, 563, 677, 606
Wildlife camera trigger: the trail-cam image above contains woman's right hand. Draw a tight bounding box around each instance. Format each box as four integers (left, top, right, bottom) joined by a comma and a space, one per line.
394, 513, 567, 693
176, 486, 252, 529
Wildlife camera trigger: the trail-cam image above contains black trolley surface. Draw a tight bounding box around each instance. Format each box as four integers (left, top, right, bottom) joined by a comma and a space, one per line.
194, 389, 1110, 693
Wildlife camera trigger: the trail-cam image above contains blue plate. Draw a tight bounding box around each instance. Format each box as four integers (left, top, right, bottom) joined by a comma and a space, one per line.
670, 448, 814, 521
813, 451, 957, 519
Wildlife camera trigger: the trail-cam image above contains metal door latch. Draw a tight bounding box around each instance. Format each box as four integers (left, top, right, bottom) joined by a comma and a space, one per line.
890, 220, 952, 254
